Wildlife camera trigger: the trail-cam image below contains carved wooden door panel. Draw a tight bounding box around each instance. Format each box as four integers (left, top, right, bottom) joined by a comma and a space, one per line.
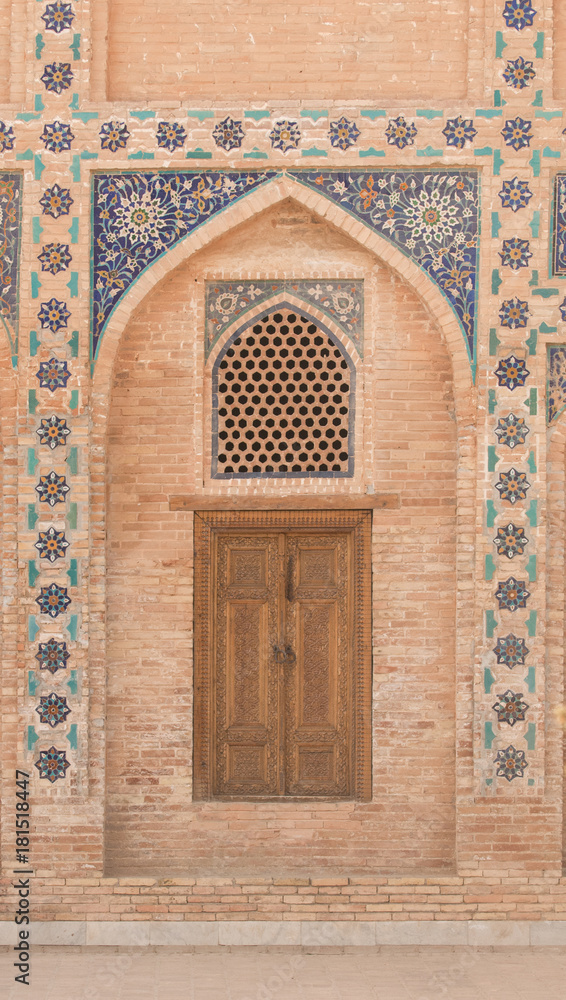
194, 511, 371, 801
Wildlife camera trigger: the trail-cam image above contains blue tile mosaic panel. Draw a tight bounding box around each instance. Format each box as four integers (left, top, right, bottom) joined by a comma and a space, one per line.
205, 279, 364, 357
287, 169, 479, 367
552, 175, 566, 277
547, 345, 566, 423
0, 174, 21, 363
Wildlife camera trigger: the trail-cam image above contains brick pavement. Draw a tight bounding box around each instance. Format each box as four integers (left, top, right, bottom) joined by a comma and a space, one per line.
1, 946, 565, 1000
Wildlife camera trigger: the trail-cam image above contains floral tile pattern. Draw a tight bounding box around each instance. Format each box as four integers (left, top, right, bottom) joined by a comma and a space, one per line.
494, 576, 530, 612
329, 116, 360, 151
41, 2, 75, 33
493, 633, 529, 668
560, 297, 566, 322
40, 62, 73, 93
503, 56, 536, 89
501, 117, 533, 151
495, 468, 531, 504
39, 183, 73, 218
38, 243, 72, 275
269, 120, 301, 152
494, 745, 528, 781
0, 174, 21, 360
494, 523, 529, 559
156, 122, 187, 152
36, 358, 71, 392
35, 583, 71, 619
37, 297, 71, 333
385, 116, 417, 149
494, 413, 530, 449
34, 526, 70, 562
288, 169, 478, 365
0, 122, 15, 152
36, 415, 71, 449
100, 121, 130, 153
36, 692, 71, 728
35, 471, 70, 506
36, 638, 70, 674
499, 177, 533, 212
492, 690, 529, 726
499, 236, 532, 270
502, 0, 537, 31
92, 171, 277, 358
499, 297, 529, 329
35, 746, 70, 782
204, 279, 364, 357
547, 345, 566, 423
495, 355, 530, 390
40, 121, 75, 153
552, 176, 566, 275
213, 117, 245, 151
442, 116, 477, 149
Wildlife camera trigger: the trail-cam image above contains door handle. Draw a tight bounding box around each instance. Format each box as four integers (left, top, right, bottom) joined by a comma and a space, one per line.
273, 644, 296, 665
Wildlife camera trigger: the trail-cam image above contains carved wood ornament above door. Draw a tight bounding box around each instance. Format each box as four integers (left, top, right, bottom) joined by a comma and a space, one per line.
194, 510, 372, 801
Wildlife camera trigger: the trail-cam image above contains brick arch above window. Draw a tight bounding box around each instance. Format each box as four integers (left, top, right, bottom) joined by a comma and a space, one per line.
211, 303, 356, 480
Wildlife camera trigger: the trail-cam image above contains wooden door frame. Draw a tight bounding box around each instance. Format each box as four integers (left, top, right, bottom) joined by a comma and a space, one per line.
193, 509, 372, 801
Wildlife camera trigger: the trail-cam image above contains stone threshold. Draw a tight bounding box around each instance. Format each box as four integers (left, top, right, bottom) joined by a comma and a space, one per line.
1, 921, 566, 947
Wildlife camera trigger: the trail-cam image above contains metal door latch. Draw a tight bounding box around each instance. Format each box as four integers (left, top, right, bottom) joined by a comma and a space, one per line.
273, 644, 296, 664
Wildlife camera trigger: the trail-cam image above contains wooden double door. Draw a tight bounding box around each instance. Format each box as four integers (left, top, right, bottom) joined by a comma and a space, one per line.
194, 511, 371, 800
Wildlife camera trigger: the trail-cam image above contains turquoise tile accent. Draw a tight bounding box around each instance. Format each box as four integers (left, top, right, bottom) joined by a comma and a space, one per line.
81, 150, 98, 160
69, 33, 81, 60
68, 218, 79, 244
543, 146, 561, 158
416, 110, 443, 119
15, 112, 40, 123
66, 670, 78, 695
35, 33, 44, 59
67, 330, 78, 357
28, 672, 39, 697
524, 387, 537, 414
524, 723, 536, 750
485, 777, 493, 786
67, 273, 79, 298
359, 148, 385, 158
32, 217, 43, 244
484, 667, 496, 694
66, 724, 78, 750
31, 273, 41, 299
487, 446, 498, 472
524, 666, 536, 692
484, 722, 496, 749
489, 328, 499, 355
34, 94, 44, 112
27, 726, 39, 751
491, 212, 501, 238
526, 555, 537, 582
526, 328, 537, 354
529, 150, 541, 176
69, 154, 81, 182
66, 447, 78, 475
34, 155, 45, 181
495, 31, 507, 58
529, 212, 540, 237
130, 110, 156, 120
67, 559, 78, 587
527, 778, 534, 785
486, 500, 497, 528
28, 616, 40, 641
525, 610, 537, 636
475, 109, 502, 118
16, 149, 33, 160
529, 269, 539, 287
72, 111, 98, 123
27, 504, 38, 530
28, 560, 40, 587
533, 33, 544, 59
185, 148, 212, 159
244, 110, 270, 120
539, 322, 557, 333
486, 610, 497, 638
301, 147, 328, 157
127, 151, 155, 160
536, 110, 563, 120
68, 503, 77, 529
527, 450, 537, 473
243, 149, 268, 159
474, 146, 493, 156
491, 269, 502, 295
527, 499, 538, 527
531, 89, 543, 107
68, 92, 79, 110
532, 287, 559, 297
416, 146, 443, 157
493, 150, 504, 175
300, 110, 328, 120
27, 448, 38, 475
28, 390, 38, 414
360, 110, 387, 119
488, 389, 496, 414
493, 90, 506, 108
66, 615, 78, 642
69, 390, 79, 411
485, 554, 496, 581
186, 111, 214, 120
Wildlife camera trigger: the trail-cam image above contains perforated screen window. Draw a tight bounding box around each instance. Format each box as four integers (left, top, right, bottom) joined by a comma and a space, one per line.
212, 310, 354, 479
